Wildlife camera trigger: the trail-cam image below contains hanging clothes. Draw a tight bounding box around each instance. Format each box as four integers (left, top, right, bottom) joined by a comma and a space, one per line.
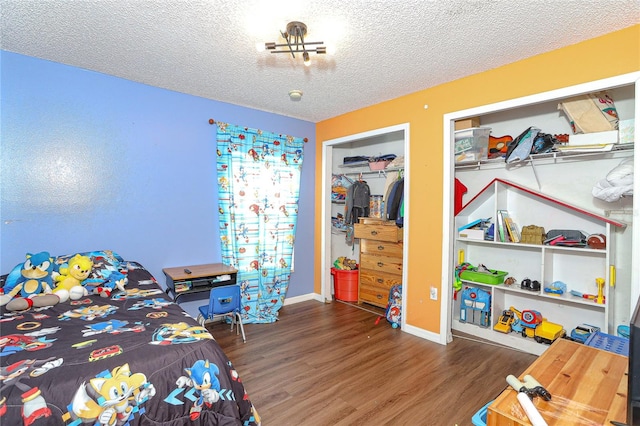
387, 178, 404, 221
345, 179, 371, 224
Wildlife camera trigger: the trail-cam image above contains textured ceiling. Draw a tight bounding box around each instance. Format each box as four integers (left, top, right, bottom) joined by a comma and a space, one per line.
1, 0, 639, 122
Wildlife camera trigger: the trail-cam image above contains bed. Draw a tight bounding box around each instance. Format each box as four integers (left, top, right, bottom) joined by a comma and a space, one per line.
0, 250, 260, 426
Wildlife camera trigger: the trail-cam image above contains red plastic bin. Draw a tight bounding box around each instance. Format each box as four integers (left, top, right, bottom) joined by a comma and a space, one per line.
331, 267, 359, 302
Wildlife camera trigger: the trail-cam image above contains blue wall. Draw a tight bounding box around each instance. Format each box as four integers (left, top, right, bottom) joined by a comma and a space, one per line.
0, 51, 316, 310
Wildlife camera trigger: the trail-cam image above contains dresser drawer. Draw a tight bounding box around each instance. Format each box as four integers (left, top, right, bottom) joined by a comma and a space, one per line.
360, 253, 403, 275
360, 239, 403, 258
354, 221, 403, 242
359, 269, 402, 289
358, 283, 390, 308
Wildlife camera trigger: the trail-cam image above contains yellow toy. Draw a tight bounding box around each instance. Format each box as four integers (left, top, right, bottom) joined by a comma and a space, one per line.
53, 254, 93, 303
595, 277, 605, 304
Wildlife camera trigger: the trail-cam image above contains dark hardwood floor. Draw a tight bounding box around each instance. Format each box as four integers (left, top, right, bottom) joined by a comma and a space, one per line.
206, 300, 537, 426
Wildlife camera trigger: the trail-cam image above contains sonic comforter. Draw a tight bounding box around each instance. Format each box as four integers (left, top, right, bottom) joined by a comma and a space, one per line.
0, 257, 259, 426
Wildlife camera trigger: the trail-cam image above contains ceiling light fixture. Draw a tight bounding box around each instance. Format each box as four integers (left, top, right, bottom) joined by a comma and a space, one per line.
289, 90, 303, 101
261, 21, 326, 66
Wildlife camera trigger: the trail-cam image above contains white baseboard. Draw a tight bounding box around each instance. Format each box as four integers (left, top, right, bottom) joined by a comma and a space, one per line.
283, 292, 324, 305
402, 323, 447, 345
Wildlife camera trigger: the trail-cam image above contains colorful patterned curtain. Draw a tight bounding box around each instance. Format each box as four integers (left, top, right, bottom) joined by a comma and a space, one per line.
215, 122, 305, 323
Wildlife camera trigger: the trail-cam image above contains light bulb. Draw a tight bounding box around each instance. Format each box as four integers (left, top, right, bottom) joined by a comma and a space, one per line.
303, 51, 310, 66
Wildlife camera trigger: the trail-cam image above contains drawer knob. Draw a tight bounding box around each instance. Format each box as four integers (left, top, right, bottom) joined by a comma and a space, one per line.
377, 294, 383, 299
370, 230, 378, 236
378, 245, 384, 251
377, 262, 384, 267
377, 278, 384, 284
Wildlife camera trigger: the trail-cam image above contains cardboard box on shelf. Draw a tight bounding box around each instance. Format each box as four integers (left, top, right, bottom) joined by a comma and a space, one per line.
455, 117, 481, 131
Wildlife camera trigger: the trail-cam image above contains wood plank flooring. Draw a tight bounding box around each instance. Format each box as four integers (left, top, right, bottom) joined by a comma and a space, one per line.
206, 300, 537, 426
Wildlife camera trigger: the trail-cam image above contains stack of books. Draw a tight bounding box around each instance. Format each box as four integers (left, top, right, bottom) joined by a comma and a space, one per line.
497, 210, 520, 243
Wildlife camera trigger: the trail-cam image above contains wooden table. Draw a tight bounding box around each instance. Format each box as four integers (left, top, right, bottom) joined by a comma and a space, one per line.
487, 338, 628, 425
163, 263, 238, 303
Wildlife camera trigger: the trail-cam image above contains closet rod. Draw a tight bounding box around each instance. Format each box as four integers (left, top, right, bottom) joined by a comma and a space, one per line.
340, 168, 404, 178
342, 170, 388, 178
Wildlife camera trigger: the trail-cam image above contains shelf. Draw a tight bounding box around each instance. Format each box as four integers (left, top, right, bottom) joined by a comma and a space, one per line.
453, 178, 618, 354
452, 321, 547, 356
455, 144, 633, 170
462, 279, 607, 309
457, 237, 609, 255
337, 163, 404, 178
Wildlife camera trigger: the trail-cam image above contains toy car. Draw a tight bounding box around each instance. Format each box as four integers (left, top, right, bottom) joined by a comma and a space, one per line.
533, 320, 566, 344
570, 324, 600, 343
493, 310, 515, 333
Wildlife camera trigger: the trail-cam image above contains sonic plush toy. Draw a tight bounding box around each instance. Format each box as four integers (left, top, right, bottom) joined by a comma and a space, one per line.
0, 252, 60, 311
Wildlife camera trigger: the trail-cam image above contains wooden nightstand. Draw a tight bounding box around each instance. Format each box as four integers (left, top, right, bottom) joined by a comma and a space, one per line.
163, 263, 238, 303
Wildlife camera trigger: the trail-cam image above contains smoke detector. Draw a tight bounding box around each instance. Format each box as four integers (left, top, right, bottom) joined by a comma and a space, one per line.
289, 90, 303, 101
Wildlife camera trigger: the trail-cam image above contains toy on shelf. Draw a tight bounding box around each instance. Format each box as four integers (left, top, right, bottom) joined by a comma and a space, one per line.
460, 287, 491, 327
570, 277, 606, 304
520, 278, 541, 292
510, 306, 566, 344
570, 324, 600, 343
543, 281, 566, 295
493, 309, 516, 333
595, 277, 605, 304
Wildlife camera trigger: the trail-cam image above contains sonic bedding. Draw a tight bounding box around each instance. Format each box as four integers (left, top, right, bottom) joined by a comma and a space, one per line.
0, 250, 260, 426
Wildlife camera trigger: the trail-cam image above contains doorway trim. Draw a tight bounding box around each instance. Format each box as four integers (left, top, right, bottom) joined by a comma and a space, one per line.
321, 123, 410, 329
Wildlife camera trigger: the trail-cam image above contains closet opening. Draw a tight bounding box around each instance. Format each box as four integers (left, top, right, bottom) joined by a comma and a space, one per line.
321, 123, 410, 328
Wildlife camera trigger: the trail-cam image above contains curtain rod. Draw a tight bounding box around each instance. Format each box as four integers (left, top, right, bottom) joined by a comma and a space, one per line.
208, 118, 308, 143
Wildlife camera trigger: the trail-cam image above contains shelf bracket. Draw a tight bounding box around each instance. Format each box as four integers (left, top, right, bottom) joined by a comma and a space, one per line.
529, 157, 542, 191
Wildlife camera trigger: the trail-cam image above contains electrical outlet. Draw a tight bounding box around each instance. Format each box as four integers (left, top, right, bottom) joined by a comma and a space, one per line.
430, 287, 438, 300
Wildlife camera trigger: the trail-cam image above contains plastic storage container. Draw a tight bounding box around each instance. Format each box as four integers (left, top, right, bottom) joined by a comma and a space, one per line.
454, 127, 491, 163
459, 269, 508, 285
331, 267, 359, 302
471, 400, 492, 426
585, 331, 629, 356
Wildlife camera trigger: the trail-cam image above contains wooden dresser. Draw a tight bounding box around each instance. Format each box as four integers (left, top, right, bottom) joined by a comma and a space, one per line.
354, 218, 403, 308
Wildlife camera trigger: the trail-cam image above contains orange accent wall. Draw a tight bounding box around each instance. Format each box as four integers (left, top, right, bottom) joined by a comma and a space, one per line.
315, 25, 640, 334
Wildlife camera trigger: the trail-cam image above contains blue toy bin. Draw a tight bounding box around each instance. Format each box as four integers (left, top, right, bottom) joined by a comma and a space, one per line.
585, 331, 629, 356
471, 400, 493, 426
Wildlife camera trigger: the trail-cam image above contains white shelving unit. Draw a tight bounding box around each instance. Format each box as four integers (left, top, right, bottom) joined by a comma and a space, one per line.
441, 72, 639, 354
453, 179, 624, 355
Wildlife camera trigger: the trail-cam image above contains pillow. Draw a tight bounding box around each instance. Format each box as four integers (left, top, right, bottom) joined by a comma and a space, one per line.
54, 250, 125, 283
